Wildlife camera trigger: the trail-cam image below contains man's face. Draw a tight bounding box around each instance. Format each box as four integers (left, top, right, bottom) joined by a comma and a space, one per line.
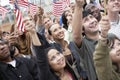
107, 0, 120, 12
0, 40, 10, 61
90, 6, 100, 20
82, 15, 99, 34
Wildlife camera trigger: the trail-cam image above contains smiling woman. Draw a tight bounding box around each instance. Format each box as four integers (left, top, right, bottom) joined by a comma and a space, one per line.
32, 44, 80, 80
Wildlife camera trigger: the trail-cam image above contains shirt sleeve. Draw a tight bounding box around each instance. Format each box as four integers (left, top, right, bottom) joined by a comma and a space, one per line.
93, 40, 113, 80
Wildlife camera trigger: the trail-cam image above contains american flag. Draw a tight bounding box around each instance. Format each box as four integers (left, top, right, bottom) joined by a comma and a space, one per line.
53, 0, 63, 17
29, 3, 37, 16
23, 0, 28, 2
0, 6, 8, 19
9, 0, 15, 4
17, 0, 28, 8
14, 2, 25, 32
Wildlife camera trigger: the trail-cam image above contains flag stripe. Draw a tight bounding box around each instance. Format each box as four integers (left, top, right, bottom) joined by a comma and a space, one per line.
53, 1, 63, 16
29, 3, 37, 16
16, 10, 24, 31
52, 0, 70, 17
9, 0, 14, 4
0, 6, 8, 19
17, 0, 28, 8
14, 2, 25, 32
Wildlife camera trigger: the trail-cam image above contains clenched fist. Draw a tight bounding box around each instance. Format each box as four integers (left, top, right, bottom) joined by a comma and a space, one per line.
99, 16, 110, 38
75, 0, 84, 7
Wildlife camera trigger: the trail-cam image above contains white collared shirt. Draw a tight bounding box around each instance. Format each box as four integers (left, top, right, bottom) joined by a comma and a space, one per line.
108, 15, 120, 39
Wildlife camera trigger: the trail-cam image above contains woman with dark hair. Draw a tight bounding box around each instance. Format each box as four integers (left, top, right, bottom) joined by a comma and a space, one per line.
24, 0, 87, 80
35, 46, 80, 80
23, 9, 82, 80
47, 0, 87, 80
61, 10, 73, 42
62, 11, 69, 30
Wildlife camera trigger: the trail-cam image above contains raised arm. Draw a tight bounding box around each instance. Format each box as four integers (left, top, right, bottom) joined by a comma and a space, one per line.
23, 17, 57, 80
23, 17, 41, 46
93, 16, 112, 80
72, 0, 84, 46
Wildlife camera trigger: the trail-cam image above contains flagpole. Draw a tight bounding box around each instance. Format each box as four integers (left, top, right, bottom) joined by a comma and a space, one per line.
40, 0, 41, 7
104, 0, 106, 16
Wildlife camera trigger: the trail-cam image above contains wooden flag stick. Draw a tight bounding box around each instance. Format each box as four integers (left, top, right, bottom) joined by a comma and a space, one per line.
104, 0, 107, 16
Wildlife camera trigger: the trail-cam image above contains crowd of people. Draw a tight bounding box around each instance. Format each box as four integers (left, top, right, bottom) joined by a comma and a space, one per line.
0, 0, 120, 80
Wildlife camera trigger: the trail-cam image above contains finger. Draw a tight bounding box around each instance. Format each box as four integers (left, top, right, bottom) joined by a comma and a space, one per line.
99, 21, 109, 25
101, 15, 109, 21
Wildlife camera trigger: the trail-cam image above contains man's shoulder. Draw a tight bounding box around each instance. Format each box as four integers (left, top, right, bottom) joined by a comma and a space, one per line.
15, 57, 34, 64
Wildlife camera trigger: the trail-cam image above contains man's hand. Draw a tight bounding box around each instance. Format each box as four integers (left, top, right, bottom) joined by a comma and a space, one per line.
99, 16, 110, 38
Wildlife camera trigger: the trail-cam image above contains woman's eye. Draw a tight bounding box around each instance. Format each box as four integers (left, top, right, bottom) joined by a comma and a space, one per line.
117, 43, 120, 46
57, 52, 60, 55
50, 56, 55, 61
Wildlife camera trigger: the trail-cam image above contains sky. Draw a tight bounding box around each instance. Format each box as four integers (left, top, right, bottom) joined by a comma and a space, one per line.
0, 0, 76, 6
0, 0, 9, 6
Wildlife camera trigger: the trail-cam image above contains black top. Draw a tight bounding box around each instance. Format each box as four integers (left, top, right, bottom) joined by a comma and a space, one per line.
32, 45, 78, 80
0, 57, 41, 80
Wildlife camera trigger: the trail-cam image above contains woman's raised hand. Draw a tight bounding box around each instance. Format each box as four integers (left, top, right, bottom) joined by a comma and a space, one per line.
75, 0, 84, 7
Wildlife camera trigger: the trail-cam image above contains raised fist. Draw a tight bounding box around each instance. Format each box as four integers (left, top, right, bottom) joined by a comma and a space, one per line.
99, 16, 110, 38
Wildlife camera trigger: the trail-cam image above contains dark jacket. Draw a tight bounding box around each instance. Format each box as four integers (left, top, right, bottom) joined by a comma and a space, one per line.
50, 42, 87, 80
0, 57, 41, 80
32, 44, 78, 80
37, 33, 50, 48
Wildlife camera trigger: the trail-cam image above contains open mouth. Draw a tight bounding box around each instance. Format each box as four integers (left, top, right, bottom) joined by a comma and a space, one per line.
58, 32, 64, 38
113, 5, 120, 9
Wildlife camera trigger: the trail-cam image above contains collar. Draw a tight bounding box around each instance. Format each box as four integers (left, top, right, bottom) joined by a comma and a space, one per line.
0, 58, 22, 71
84, 36, 98, 45
110, 15, 120, 25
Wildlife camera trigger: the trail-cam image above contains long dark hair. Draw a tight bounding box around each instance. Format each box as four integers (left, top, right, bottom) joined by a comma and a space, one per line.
45, 47, 61, 80
62, 11, 68, 30
108, 33, 120, 73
